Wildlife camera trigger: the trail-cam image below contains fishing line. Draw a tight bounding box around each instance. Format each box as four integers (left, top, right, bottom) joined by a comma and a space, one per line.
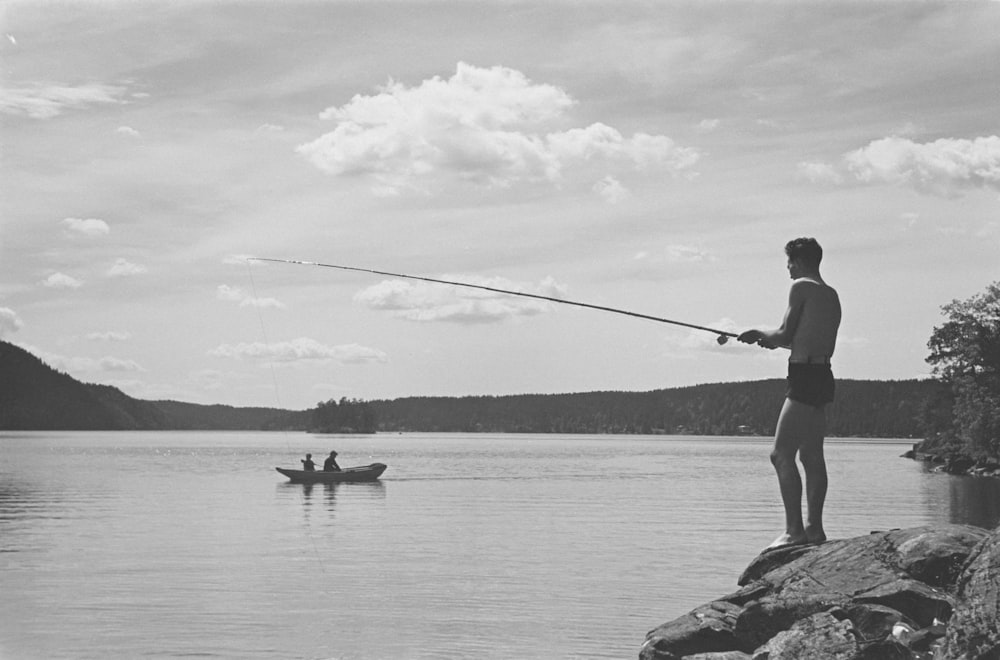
247, 257, 736, 345
245, 260, 336, 646
245, 261, 289, 450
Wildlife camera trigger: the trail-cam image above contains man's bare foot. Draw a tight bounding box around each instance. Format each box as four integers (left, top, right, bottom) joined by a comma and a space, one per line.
805, 525, 826, 544
764, 532, 809, 551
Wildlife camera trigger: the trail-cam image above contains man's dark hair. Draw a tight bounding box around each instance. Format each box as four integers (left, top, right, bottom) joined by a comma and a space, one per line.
785, 237, 823, 269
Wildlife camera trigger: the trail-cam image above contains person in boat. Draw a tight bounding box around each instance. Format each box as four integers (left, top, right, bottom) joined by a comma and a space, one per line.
737, 237, 842, 552
323, 450, 342, 472
300, 453, 316, 471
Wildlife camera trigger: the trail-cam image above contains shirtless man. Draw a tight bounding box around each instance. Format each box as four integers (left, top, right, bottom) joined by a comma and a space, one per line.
738, 237, 842, 551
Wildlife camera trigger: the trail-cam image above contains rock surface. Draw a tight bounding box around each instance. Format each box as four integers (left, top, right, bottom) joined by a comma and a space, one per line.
641, 524, 998, 660
904, 448, 1000, 478
942, 526, 1000, 659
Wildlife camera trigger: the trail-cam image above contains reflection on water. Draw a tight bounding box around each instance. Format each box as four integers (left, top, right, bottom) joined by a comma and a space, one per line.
946, 473, 1000, 529
277, 480, 387, 512
0, 480, 68, 554
919, 463, 1000, 530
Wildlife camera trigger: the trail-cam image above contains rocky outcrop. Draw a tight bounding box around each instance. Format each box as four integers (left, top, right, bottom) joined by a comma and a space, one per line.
943, 527, 1000, 659
904, 447, 1000, 478
641, 525, 1000, 660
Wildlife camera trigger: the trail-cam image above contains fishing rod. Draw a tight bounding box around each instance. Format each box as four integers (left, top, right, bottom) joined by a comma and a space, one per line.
247, 257, 737, 345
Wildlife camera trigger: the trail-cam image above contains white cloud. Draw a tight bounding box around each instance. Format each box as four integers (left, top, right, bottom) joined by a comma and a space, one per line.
665, 245, 713, 263
546, 123, 698, 170
24, 345, 145, 374
593, 175, 629, 204
297, 62, 698, 193
223, 254, 257, 266
85, 331, 132, 341
696, 118, 720, 133
0, 83, 127, 119
662, 318, 742, 355
890, 122, 922, 138
217, 284, 245, 302
0, 307, 24, 337
86, 356, 145, 372
62, 217, 110, 236
106, 258, 147, 277
976, 221, 1000, 239
635, 245, 714, 265
116, 126, 140, 137
208, 337, 388, 364
844, 135, 1000, 196
353, 274, 568, 324
797, 161, 843, 185
42, 272, 83, 289
216, 284, 285, 309
255, 123, 285, 134
755, 118, 784, 130
244, 297, 285, 309
190, 369, 225, 390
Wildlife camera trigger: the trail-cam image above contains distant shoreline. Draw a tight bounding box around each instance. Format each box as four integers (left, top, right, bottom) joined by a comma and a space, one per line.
3, 339, 940, 438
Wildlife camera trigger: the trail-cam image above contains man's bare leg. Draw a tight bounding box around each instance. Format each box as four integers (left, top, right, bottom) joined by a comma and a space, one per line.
799, 403, 828, 544
766, 398, 815, 549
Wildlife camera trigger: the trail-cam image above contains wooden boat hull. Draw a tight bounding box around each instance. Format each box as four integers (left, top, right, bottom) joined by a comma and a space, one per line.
275, 463, 387, 483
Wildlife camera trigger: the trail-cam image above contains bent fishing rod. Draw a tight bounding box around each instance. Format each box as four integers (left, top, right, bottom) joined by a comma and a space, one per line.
248, 257, 737, 345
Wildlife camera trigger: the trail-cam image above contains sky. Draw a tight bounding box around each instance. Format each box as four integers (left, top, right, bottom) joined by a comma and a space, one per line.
1, 1, 998, 410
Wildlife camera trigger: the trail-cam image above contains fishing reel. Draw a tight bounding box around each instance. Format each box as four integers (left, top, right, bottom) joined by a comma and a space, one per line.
717, 335, 730, 345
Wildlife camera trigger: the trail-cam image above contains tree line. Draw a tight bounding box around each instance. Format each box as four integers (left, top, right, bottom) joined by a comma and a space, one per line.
310, 397, 377, 434
0, 338, 947, 438
0, 336, 940, 437
370, 379, 942, 438
5, 270, 998, 460
0, 341, 305, 430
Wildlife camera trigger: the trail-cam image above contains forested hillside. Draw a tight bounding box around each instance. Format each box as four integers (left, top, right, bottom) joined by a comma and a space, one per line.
3, 340, 941, 437
152, 401, 307, 430
372, 379, 943, 438
0, 340, 171, 429
0, 341, 303, 430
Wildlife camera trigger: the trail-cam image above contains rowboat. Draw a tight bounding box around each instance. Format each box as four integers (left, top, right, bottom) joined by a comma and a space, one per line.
275, 463, 387, 483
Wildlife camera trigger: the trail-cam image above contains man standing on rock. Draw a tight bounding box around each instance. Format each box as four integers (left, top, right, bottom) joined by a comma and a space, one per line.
738, 237, 842, 551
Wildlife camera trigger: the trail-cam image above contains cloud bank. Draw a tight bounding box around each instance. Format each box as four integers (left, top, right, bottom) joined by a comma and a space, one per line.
297, 62, 699, 194
86, 331, 132, 341
661, 318, 744, 356
63, 217, 110, 236
845, 136, 1000, 195
216, 285, 285, 309
42, 273, 83, 289
24, 345, 145, 374
353, 275, 568, 324
802, 135, 1000, 196
0, 83, 127, 119
0, 307, 23, 337
208, 338, 388, 364
634, 245, 715, 265
107, 258, 147, 277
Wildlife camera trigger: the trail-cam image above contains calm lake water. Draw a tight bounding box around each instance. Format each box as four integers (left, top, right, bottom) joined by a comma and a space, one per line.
1, 432, 998, 660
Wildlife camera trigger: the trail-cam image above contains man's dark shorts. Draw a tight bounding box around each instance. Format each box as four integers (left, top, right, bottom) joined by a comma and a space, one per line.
786, 363, 835, 407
